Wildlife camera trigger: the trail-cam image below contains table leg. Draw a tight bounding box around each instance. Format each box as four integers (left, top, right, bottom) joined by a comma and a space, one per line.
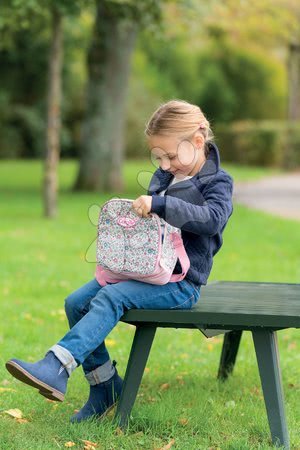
252, 330, 290, 449
218, 330, 243, 380
114, 325, 157, 429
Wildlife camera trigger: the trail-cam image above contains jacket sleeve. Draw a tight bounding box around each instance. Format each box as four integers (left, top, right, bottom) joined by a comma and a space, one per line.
150, 175, 233, 236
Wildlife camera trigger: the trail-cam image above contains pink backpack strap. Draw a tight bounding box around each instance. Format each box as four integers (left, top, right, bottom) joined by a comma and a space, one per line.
169, 233, 190, 282
95, 265, 126, 286
95, 266, 108, 286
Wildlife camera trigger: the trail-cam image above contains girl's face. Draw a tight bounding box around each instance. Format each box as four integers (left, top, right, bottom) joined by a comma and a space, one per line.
148, 132, 206, 178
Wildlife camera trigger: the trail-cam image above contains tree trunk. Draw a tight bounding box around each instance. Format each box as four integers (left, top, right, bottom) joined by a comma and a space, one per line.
43, 7, 63, 217
287, 42, 300, 120
74, 1, 138, 192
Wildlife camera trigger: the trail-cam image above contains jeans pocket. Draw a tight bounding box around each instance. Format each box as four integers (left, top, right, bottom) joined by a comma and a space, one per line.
170, 294, 195, 310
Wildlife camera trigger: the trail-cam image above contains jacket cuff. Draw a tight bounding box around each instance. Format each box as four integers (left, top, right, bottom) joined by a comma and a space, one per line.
151, 195, 166, 218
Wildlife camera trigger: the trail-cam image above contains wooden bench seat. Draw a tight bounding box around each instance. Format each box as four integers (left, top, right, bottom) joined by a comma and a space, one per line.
114, 281, 300, 449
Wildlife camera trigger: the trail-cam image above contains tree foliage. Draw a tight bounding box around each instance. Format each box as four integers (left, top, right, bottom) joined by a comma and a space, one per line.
206, 0, 300, 50
0, 0, 296, 161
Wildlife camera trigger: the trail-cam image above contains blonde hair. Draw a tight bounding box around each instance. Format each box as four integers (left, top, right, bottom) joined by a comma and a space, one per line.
145, 99, 214, 157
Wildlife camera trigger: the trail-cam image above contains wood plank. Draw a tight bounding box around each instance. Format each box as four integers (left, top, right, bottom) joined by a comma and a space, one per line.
120, 282, 300, 329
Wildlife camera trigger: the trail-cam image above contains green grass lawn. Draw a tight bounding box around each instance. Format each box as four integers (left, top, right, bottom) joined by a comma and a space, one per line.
0, 160, 299, 450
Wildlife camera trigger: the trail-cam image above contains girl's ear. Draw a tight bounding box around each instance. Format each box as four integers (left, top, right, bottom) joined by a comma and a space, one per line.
193, 131, 205, 149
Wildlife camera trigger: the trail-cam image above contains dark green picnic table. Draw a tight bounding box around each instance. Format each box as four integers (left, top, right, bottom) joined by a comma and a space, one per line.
114, 281, 300, 449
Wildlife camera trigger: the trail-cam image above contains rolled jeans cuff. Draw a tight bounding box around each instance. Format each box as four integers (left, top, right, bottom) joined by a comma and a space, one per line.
48, 344, 78, 376
85, 359, 115, 385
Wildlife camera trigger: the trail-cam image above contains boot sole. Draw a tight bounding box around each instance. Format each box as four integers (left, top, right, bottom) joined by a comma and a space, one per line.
5, 360, 64, 402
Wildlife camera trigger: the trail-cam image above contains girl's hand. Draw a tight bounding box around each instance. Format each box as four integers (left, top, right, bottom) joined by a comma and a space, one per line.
132, 195, 152, 218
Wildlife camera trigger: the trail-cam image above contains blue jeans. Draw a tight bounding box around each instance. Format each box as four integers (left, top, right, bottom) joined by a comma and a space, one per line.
50, 278, 201, 376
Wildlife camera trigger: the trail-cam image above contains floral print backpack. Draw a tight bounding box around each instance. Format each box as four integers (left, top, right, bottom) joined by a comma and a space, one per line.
95, 198, 190, 286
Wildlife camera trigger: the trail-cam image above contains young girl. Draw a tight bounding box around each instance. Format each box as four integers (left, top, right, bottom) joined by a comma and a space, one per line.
6, 100, 233, 423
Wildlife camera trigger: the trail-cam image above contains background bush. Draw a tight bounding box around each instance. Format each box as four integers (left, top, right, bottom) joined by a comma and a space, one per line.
0, 7, 296, 168
124, 33, 288, 161
195, 39, 286, 123
215, 120, 300, 169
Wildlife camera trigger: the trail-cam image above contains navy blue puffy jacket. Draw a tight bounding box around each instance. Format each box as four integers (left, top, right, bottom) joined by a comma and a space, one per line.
148, 142, 233, 286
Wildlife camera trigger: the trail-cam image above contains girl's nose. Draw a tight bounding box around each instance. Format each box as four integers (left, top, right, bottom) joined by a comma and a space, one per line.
160, 160, 170, 171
